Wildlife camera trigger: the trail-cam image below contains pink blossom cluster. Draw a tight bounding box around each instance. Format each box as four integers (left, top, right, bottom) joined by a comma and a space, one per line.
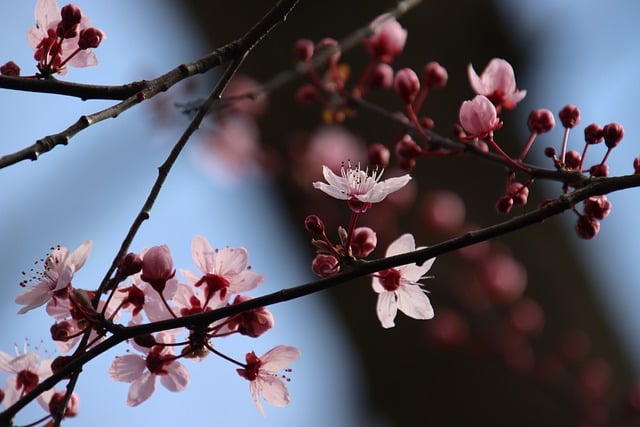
4, 235, 299, 421
0, 0, 105, 77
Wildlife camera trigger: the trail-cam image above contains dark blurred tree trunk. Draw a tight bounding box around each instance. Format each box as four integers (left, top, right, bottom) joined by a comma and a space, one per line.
184, 1, 632, 425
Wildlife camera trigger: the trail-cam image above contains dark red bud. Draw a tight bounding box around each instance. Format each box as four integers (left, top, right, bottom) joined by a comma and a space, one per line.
293, 38, 314, 61
565, 150, 581, 169
78, 27, 104, 49
589, 163, 609, 177
584, 123, 604, 144
602, 122, 624, 148
575, 215, 600, 239
0, 61, 20, 76
527, 109, 555, 133
368, 143, 390, 169
558, 104, 580, 128
304, 215, 325, 235
422, 61, 448, 89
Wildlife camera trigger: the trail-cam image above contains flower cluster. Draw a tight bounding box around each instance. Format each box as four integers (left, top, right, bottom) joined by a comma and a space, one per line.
17, 0, 105, 76
5, 235, 299, 420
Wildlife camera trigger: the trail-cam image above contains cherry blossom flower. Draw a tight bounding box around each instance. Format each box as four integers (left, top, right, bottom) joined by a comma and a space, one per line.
363, 14, 407, 63
313, 163, 411, 205
236, 345, 301, 416
371, 233, 435, 328
458, 95, 502, 138
180, 235, 264, 305
16, 240, 92, 314
37, 388, 79, 419
27, 0, 104, 75
0, 347, 52, 407
109, 332, 189, 406
467, 58, 526, 110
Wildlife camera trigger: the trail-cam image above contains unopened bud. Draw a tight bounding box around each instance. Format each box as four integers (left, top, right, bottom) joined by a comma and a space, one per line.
602, 122, 624, 148
311, 254, 340, 277
584, 123, 604, 144
576, 215, 600, 239
118, 252, 142, 278
559, 104, 580, 128
0, 61, 20, 76
422, 61, 448, 89
393, 68, 420, 104
507, 182, 529, 207
583, 195, 611, 220
589, 163, 609, 177
78, 27, 104, 49
134, 334, 157, 348
527, 109, 555, 133
293, 38, 314, 61
304, 215, 325, 236
565, 150, 581, 169
368, 143, 390, 169
496, 194, 514, 214
350, 227, 377, 257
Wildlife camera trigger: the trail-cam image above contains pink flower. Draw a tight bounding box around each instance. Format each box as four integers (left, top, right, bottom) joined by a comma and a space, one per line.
27, 0, 103, 75
371, 234, 435, 328
458, 95, 502, 138
16, 240, 92, 314
180, 235, 264, 305
236, 345, 301, 416
38, 388, 79, 418
223, 295, 275, 338
467, 58, 526, 110
313, 163, 411, 205
108, 332, 189, 406
140, 245, 175, 294
0, 347, 52, 407
363, 14, 408, 63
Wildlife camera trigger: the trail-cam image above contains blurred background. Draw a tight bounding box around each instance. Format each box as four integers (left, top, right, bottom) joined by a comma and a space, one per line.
1, 1, 640, 426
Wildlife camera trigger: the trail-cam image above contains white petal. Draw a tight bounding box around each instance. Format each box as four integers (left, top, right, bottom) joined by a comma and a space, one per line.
192, 235, 216, 274
386, 233, 415, 257
261, 345, 301, 372
127, 372, 156, 406
399, 255, 435, 282
216, 247, 249, 276
397, 285, 434, 320
109, 354, 146, 383
161, 362, 190, 392
259, 375, 291, 408
376, 292, 397, 328
15, 284, 53, 314
312, 181, 350, 200
228, 270, 264, 294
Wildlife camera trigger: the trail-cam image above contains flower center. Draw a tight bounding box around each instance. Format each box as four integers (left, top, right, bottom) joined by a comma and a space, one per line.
237, 351, 262, 381
16, 369, 39, 394
377, 268, 402, 291
196, 274, 231, 301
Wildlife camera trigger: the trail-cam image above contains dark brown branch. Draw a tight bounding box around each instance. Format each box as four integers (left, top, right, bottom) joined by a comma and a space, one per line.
0, 75, 146, 100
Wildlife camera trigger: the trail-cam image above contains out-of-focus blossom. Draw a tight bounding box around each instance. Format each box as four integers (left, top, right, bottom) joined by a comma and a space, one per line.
236, 345, 301, 417
467, 58, 526, 110
371, 233, 435, 328
0, 348, 52, 407
363, 14, 407, 63
37, 388, 79, 418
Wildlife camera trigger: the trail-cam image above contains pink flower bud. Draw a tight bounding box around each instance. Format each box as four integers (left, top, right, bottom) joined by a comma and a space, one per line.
47, 391, 79, 418
527, 109, 555, 133
395, 135, 422, 160
495, 194, 514, 214
544, 146, 556, 158
602, 122, 624, 148
141, 245, 175, 293
366, 62, 394, 90
565, 150, 581, 169
315, 38, 340, 65
61, 4, 83, 27
634, 157, 640, 174
507, 182, 529, 206
118, 252, 143, 278
589, 163, 609, 177
575, 215, 600, 239
78, 27, 104, 50
459, 95, 502, 138
0, 61, 20, 76
295, 84, 319, 105
584, 123, 604, 144
229, 295, 275, 338
311, 254, 340, 277
293, 38, 314, 61
368, 143, 390, 169
393, 68, 420, 104
583, 195, 611, 220
558, 104, 580, 128
363, 14, 407, 63
51, 321, 73, 342
350, 227, 377, 257
304, 215, 325, 235
422, 61, 448, 89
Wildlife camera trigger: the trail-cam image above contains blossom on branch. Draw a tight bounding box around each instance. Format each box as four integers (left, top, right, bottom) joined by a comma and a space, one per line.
108, 332, 189, 406
16, 240, 92, 314
180, 235, 264, 305
27, 0, 104, 75
236, 345, 301, 416
467, 58, 526, 110
459, 95, 502, 138
0, 348, 52, 407
313, 163, 411, 212
371, 233, 435, 328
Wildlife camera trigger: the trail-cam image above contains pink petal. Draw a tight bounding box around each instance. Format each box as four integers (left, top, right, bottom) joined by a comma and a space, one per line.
191, 235, 215, 274
160, 362, 190, 392
259, 375, 291, 408
371, 276, 385, 294
397, 284, 434, 320
467, 63, 486, 94
15, 284, 53, 314
35, 0, 60, 30
261, 345, 301, 372
228, 270, 264, 294
127, 372, 156, 406
399, 255, 435, 282
215, 247, 249, 276
250, 379, 266, 416
376, 291, 397, 328
109, 354, 146, 383
2, 377, 20, 407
